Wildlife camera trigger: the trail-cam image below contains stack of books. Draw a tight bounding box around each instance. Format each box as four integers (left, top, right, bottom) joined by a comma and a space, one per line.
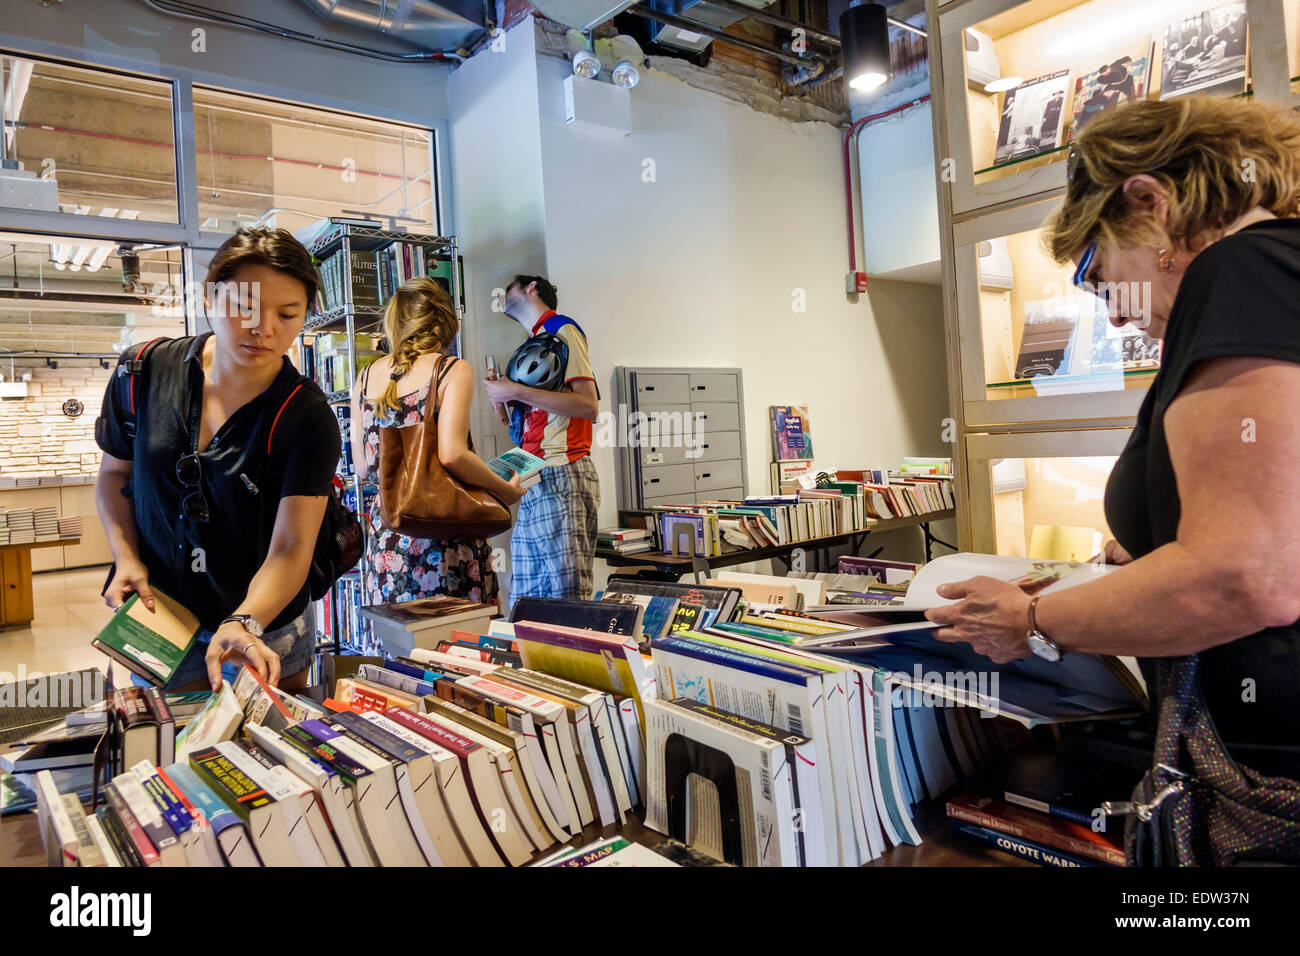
57, 515, 82, 539
34, 507, 60, 542
596, 527, 653, 555
0, 509, 9, 546
360, 596, 499, 659
7, 508, 34, 545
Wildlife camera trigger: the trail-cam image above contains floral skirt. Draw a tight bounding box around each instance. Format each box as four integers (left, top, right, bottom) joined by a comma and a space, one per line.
364, 515, 500, 608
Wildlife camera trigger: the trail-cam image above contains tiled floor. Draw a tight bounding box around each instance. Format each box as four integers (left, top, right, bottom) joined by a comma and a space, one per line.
0, 565, 120, 682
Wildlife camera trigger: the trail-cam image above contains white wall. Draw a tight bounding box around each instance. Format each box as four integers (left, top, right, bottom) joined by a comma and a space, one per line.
531, 47, 954, 561
448, 20, 954, 590
449, 21, 550, 463
856, 103, 943, 282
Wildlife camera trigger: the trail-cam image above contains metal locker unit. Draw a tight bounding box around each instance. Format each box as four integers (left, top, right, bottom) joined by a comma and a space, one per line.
613, 366, 749, 512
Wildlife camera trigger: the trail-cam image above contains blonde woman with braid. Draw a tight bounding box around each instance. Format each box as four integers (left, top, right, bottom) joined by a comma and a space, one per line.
351, 277, 523, 606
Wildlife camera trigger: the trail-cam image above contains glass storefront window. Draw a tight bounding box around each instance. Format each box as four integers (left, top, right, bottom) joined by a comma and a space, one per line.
193, 87, 437, 236
1, 55, 178, 223
0, 230, 186, 361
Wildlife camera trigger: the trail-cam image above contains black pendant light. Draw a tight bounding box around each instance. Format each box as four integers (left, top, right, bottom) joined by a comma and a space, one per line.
840, 2, 891, 93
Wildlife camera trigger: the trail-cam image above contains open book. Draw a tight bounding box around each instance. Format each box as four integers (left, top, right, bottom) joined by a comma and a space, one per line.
802, 553, 1147, 727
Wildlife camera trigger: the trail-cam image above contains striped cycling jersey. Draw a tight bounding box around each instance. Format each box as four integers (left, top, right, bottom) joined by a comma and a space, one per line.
519, 311, 596, 466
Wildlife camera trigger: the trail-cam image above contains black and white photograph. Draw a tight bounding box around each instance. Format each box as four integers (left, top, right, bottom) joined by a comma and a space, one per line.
993, 70, 1073, 165
1159, 2, 1249, 99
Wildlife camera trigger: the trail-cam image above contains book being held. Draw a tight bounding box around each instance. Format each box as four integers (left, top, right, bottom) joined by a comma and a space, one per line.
486, 447, 546, 489
91, 588, 200, 687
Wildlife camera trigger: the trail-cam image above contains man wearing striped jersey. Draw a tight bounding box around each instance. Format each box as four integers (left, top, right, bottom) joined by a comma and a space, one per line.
483, 275, 601, 607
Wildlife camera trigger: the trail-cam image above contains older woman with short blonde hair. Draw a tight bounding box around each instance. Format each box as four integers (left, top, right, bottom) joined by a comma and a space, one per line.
927, 96, 1300, 794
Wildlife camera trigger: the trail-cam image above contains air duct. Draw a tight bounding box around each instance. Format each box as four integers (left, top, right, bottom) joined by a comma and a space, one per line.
297, 0, 486, 51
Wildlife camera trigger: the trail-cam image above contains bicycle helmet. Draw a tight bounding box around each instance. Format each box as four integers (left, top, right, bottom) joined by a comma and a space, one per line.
506, 331, 569, 391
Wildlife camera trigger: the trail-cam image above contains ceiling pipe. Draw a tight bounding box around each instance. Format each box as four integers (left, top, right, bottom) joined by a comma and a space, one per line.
139, 0, 466, 61
626, 4, 831, 67
704, 0, 840, 47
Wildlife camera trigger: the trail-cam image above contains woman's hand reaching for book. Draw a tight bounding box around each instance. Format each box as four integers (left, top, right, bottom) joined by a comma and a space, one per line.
104, 558, 155, 612
207, 620, 281, 691
924, 576, 1036, 664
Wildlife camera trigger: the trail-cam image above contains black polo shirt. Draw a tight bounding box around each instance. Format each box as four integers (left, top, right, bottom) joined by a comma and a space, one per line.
95, 333, 341, 632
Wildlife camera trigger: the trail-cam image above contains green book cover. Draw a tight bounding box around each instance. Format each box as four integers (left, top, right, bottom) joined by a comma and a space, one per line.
91, 589, 201, 686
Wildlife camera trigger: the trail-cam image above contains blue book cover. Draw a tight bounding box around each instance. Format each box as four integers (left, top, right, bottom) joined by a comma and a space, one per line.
651, 634, 821, 686
640, 596, 679, 641
161, 762, 244, 840
385, 659, 447, 683
140, 769, 193, 837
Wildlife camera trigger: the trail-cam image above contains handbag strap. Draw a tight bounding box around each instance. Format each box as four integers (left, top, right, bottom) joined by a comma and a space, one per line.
427, 353, 458, 422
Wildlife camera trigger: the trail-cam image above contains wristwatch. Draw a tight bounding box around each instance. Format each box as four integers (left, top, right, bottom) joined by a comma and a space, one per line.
1025, 595, 1062, 662
221, 613, 264, 640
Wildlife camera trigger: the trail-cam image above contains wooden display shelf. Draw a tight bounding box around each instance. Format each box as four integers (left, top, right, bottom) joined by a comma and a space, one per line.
0, 538, 81, 629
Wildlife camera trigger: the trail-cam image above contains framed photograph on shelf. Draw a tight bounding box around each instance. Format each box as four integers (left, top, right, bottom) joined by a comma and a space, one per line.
994, 70, 1073, 165
1068, 39, 1153, 141
1159, 2, 1249, 99
1014, 299, 1083, 381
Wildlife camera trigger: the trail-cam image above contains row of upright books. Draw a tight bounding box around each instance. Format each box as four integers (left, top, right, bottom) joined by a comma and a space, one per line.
296, 332, 384, 395
615, 478, 952, 558
315, 244, 454, 313
31, 554, 1147, 867
33, 617, 667, 867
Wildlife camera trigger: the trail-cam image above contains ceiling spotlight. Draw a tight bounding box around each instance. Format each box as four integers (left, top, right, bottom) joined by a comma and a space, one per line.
984, 76, 1024, 93
611, 61, 640, 89
572, 49, 600, 79
840, 2, 891, 93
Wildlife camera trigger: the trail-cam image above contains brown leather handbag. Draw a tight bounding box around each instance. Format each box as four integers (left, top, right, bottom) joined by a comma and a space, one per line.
377, 353, 511, 539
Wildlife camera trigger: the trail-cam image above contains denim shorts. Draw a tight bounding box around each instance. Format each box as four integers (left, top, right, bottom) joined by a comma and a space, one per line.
130, 614, 314, 690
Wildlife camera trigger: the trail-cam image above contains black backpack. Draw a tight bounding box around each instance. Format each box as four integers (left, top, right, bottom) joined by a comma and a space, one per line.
111, 337, 362, 602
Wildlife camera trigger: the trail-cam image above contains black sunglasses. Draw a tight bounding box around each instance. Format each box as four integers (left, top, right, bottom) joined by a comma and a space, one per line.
176, 453, 210, 523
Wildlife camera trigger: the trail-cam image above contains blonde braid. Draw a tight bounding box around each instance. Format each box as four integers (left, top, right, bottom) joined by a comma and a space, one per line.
375, 276, 460, 418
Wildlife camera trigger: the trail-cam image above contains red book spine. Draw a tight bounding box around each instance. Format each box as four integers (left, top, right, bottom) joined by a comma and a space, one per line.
104, 784, 161, 866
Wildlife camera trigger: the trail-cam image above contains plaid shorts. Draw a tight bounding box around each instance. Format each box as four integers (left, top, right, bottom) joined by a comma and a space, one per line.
509, 455, 600, 608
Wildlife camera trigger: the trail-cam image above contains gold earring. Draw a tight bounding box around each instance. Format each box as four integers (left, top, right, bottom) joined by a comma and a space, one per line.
1156, 249, 1175, 274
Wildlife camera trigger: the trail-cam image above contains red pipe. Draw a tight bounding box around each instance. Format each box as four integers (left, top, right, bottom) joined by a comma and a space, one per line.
843, 95, 931, 274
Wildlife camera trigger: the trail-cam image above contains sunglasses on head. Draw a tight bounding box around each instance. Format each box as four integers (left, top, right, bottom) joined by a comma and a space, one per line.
176, 453, 210, 524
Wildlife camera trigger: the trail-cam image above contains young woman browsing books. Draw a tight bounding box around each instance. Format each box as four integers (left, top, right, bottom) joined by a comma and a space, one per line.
351, 277, 523, 607
926, 96, 1300, 787
95, 227, 341, 692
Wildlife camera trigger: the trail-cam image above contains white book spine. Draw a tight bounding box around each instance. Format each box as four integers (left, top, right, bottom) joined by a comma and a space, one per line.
653, 646, 843, 866
244, 724, 375, 867
84, 813, 121, 867
324, 732, 426, 868
618, 699, 647, 794
361, 713, 482, 868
